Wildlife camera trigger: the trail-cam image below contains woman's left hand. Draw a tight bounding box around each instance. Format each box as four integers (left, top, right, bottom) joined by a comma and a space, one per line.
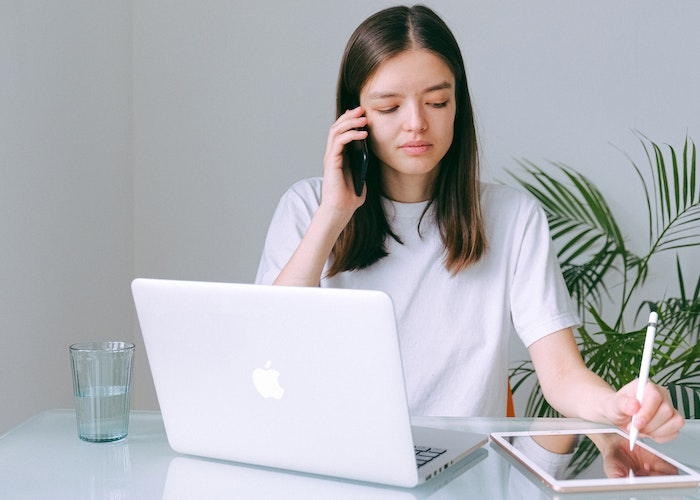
607, 380, 684, 443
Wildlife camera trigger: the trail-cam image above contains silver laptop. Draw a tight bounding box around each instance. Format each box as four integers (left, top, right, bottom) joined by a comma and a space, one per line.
131, 278, 487, 488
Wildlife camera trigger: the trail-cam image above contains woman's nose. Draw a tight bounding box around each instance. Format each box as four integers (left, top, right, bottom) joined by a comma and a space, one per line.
403, 103, 428, 132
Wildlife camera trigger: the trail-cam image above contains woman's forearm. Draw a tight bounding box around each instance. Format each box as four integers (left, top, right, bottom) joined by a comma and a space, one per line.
273, 205, 351, 287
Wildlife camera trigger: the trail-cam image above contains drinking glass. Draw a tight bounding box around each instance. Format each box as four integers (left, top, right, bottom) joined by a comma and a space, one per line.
69, 341, 135, 442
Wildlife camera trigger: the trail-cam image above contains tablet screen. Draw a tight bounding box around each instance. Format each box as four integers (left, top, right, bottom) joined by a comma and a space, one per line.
490, 428, 700, 492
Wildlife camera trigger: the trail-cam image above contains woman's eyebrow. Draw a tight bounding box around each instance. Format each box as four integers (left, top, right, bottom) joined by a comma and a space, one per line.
367, 81, 453, 100
425, 81, 452, 93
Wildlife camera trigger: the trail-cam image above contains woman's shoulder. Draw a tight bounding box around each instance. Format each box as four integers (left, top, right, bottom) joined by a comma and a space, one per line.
480, 181, 540, 212
278, 177, 323, 206
479, 182, 552, 243
286, 177, 323, 196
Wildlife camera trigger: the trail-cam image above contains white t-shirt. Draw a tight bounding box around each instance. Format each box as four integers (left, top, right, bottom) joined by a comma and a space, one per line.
256, 178, 580, 417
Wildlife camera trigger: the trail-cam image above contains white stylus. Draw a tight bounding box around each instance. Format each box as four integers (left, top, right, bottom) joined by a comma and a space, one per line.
629, 311, 658, 451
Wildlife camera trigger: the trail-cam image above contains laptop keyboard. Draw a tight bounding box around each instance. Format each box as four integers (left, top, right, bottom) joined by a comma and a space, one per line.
415, 445, 447, 468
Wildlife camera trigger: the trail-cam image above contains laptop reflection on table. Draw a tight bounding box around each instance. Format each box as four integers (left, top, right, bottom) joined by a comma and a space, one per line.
163, 450, 488, 500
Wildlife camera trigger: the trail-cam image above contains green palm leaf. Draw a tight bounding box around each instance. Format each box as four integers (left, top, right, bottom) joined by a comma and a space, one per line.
668, 383, 700, 419
630, 134, 700, 253
508, 162, 632, 318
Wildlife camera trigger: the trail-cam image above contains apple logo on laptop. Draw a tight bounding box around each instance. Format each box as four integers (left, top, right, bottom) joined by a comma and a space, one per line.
252, 360, 285, 399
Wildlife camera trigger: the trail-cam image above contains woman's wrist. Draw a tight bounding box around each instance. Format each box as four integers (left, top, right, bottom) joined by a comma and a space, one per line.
273, 205, 350, 286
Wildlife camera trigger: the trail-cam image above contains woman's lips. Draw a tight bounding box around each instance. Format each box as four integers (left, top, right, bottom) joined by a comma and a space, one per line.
400, 141, 432, 155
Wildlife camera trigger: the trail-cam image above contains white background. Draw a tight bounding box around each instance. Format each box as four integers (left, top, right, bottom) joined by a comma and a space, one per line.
2, 0, 699, 433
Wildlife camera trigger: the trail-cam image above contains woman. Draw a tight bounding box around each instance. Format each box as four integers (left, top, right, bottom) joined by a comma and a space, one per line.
256, 5, 682, 442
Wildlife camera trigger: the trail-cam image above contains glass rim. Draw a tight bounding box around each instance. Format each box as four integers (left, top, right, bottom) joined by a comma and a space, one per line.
69, 341, 135, 352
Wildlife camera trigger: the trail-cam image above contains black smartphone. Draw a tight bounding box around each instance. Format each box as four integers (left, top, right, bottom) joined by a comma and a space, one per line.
346, 101, 369, 197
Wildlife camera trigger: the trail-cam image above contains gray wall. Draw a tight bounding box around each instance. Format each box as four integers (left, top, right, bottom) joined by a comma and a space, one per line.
2, 2, 134, 433
2, 0, 699, 433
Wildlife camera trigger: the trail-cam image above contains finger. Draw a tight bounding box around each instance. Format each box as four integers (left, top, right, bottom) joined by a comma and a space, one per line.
647, 454, 681, 475
634, 386, 684, 442
328, 116, 368, 145
327, 107, 366, 137
640, 408, 684, 443
324, 129, 368, 167
628, 381, 666, 425
333, 105, 366, 128
324, 124, 368, 169
343, 104, 365, 116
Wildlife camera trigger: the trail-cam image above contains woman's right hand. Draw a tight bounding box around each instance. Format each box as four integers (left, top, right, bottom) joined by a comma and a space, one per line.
272, 106, 369, 287
321, 105, 369, 218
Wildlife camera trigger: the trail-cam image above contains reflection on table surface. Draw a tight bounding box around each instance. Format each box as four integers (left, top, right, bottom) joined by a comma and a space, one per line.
509, 431, 683, 480
164, 450, 488, 500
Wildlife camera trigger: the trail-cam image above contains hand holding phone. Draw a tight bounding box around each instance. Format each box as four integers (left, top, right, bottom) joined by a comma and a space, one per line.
346, 102, 369, 197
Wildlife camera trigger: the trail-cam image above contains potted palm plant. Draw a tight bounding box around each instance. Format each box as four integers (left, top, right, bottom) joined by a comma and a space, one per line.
508, 134, 700, 421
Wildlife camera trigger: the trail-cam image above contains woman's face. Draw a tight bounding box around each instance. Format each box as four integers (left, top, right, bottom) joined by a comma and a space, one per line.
360, 49, 456, 202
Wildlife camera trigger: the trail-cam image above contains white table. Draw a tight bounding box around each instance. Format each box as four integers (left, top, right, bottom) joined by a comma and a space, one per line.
1, 410, 698, 499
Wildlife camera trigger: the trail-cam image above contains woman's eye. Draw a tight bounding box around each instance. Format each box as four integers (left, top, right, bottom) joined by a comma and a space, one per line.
377, 106, 398, 114
430, 101, 448, 109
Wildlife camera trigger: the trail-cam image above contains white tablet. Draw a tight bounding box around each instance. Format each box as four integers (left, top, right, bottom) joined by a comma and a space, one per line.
490, 428, 700, 493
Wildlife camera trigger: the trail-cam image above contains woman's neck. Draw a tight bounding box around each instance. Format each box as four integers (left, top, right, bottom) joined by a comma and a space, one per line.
380, 166, 437, 203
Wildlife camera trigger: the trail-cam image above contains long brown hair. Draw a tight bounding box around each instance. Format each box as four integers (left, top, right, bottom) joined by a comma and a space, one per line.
328, 5, 486, 277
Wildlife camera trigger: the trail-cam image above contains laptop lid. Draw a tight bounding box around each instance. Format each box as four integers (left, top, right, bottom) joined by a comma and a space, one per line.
132, 278, 485, 487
